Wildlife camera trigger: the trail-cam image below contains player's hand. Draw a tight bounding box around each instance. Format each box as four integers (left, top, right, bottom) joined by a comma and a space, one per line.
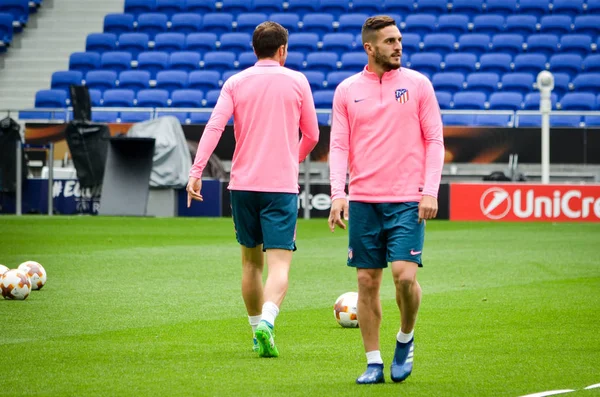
418, 195, 438, 223
186, 177, 203, 207
328, 198, 349, 232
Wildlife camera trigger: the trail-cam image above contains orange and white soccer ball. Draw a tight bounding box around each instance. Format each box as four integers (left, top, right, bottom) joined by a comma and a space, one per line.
1, 269, 32, 300
334, 292, 359, 328
0, 264, 8, 275
18, 261, 47, 290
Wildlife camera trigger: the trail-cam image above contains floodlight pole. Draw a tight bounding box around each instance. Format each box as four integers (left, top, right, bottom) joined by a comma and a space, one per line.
537, 71, 554, 185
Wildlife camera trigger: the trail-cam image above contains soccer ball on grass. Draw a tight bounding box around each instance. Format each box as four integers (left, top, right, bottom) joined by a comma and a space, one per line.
334, 292, 359, 328
1, 269, 32, 300
18, 261, 47, 290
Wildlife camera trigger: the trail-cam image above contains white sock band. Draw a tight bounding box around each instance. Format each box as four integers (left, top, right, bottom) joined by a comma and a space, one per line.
248, 315, 261, 333
261, 301, 279, 327
397, 330, 414, 344
366, 350, 383, 365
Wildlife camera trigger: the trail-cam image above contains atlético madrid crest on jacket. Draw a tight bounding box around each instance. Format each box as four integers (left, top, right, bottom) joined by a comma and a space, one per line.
395, 88, 409, 103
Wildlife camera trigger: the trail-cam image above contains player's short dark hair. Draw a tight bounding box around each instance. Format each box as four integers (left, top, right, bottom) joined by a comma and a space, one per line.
252, 21, 288, 59
361, 15, 397, 44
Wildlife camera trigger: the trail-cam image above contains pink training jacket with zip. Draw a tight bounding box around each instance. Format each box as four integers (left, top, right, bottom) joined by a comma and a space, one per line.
189, 59, 320, 194
329, 65, 445, 203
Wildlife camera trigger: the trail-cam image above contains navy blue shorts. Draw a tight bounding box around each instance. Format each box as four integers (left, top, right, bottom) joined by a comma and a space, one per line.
347, 201, 425, 268
230, 190, 297, 251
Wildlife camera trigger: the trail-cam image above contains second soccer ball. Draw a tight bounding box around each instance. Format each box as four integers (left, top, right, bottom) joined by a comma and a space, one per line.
334, 292, 359, 328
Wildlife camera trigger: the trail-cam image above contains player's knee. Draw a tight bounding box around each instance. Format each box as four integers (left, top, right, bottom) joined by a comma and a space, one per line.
357, 271, 380, 291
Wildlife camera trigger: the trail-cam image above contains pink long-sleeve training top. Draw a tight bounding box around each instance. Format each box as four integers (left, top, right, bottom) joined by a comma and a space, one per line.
189, 60, 320, 194
329, 66, 445, 202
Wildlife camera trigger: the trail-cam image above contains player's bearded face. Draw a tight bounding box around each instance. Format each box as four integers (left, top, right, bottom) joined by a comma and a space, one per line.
374, 45, 401, 71
372, 26, 402, 71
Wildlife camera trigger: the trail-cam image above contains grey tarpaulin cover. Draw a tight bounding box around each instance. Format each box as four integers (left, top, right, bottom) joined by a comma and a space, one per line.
126, 116, 191, 188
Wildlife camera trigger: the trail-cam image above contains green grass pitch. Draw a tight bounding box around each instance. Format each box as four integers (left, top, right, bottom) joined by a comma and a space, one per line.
1, 216, 599, 397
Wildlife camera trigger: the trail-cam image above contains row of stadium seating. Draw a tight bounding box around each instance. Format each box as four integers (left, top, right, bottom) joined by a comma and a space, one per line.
0, 0, 44, 51
122, 0, 600, 18
102, 12, 600, 38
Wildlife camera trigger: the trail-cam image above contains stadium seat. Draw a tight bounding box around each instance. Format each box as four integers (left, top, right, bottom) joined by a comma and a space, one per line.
154, 33, 186, 52
203, 89, 221, 107
340, 52, 367, 72
551, 73, 570, 96
571, 74, 600, 94
288, 33, 319, 53
422, 34, 456, 56
302, 13, 335, 36
169, 51, 201, 72
478, 53, 513, 74
584, 116, 600, 126
117, 33, 149, 58
283, 51, 304, 70
0, 12, 13, 48
155, 70, 188, 92
188, 70, 221, 92
435, 91, 452, 109
539, 15, 573, 35
305, 52, 338, 73
559, 35, 592, 57
202, 13, 233, 35
221, 70, 238, 82
69, 52, 101, 74
505, 15, 538, 35
120, 111, 153, 123
171, 89, 203, 107
583, 55, 600, 73
523, 92, 557, 109
118, 70, 151, 91
526, 34, 559, 57
186, 33, 218, 54
432, 72, 465, 94
156, 109, 188, 123
452, 91, 487, 109
170, 13, 203, 34
189, 111, 212, 124
85, 70, 118, 91
443, 114, 477, 126
319, 0, 351, 18
86, 33, 117, 53
185, 0, 216, 13
551, 0, 583, 18
474, 114, 512, 126
317, 113, 331, 126
124, 0, 156, 16
33, 90, 68, 118
102, 89, 135, 107
287, 0, 320, 16
466, 72, 500, 96
136, 51, 169, 78
88, 89, 102, 106
338, 13, 369, 34
458, 34, 491, 56
588, 0, 600, 14
136, 89, 170, 107
221, 0, 251, 15
269, 13, 300, 32
549, 115, 582, 127
401, 33, 422, 54
384, 0, 415, 14
0, 0, 29, 30
513, 53, 548, 75
403, 14, 437, 36
252, 0, 284, 14
500, 73, 534, 95
491, 34, 524, 56
51, 71, 83, 92
104, 14, 135, 35
155, 0, 185, 17
443, 53, 477, 74
92, 110, 120, 123
472, 14, 505, 35
236, 13, 267, 34
136, 13, 168, 39
219, 32, 252, 53
516, 114, 541, 127
326, 71, 353, 89
517, 0, 549, 17
415, 0, 447, 14
351, 0, 384, 14
313, 90, 335, 108
98, 52, 131, 74
488, 92, 523, 110
322, 33, 355, 55
303, 71, 325, 90
451, 0, 483, 15
549, 54, 583, 77
410, 52, 442, 76
485, 0, 517, 16
573, 16, 600, 37
202, 51, 236, 73
437, 15, 469, 36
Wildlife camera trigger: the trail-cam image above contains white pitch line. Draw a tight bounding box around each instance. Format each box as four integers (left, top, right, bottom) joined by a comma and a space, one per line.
517, 390, 576, 397
585, 383, 600, 390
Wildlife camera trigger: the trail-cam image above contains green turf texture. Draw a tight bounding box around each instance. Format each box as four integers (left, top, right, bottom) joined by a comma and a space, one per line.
1, 216, 599, 397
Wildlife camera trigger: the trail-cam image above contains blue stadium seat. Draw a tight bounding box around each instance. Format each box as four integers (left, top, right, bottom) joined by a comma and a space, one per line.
221, 70, 238, 82
221, 0, 251, 14
188, 70, 221, 92
303, 71, 325, 90
313, 90, 335, 108
0, 0, 30, 30
437, 15, 469, 36
422, 34, 456, 56
559, 35, 592, 57
337, 13, 368, 34
89, 89, 102, 106
51, 71, 83, 92
306, 52, 338, 73
384, 0, 415, 14
322, 33, 355, 55
472, 14, 505, 35
458, 34, 491, 56
485, 0, 517, 16
69, 52, 101, 74
287, 0, 319, 16
585, 116, 600, 126
539, 15, 572, 35
526, 34, 559, 57
513, 53, 547, 75
488, 92, 523, 110
202, 51, 236, 73
100, 51, 132, 73
102, 89, 135, 107
185, 0, 216, 13
171, 89, 203, 107
155, 70, 188, 92
92, 110, 120, 123
169, 51, 201, 72
269, 13, 300, 32
219, 32, 252, 53
552, 72, 570, 96
432, 72, 465, 94
189, 111, 212, 124
118, 70, 151, 91
202, 13, 233, 35
319, 0, 350, 17
85, 70, 118, 91
317, 113, 331, 126
505, 15, 537, 35
549, 54, 583, 77
33, 90, 68, 118
252, 0, 284, 14
155, 0, 185, 17
401, 33, 422, 54
284, 51, 304, 70
492, 34, 524, 56
549, 115, 582, 127
302, 13, 334, 36
435, 91, 452, 109
409, 52, 442, 75
571, 74, 600, 94
136, 89, 170, 107
403, 14, 437, 36
236, 13, 267, 34
517, 0, 549, 18
104, 13, 135, 35
136, 13, 168, 39
500, 73, 534, 95
186, 33, 218, 54
86, 33, 117, 53
124, 0, 156, 16
120, 111, 153, 123
588, 0, 600, 14
154, 32, 186, 52
573, 16, 600, 37
326, 71, 354, 89
466, 72, 500, 95
340, 52, 367, 72
415, 0, 447, 14
117, 33, 149, 57
288, 33, 319, 53
451, 0, 483, 15
443, 53, 476, 74
516, 114, 541, 127
452, 91, 487, 109
583, 55, 600, 73
170, 13, 203, 34
351, 0, 384, 14
443, 114, 477, 126
474, 114, 512, 127
204, 89, 221, 107
523, 92, 557, 109
136, 51, 169, 78
157, 109, 188, 123
478, 53, 512, 74
0, 13, 13, 49
551, 0, 583, 17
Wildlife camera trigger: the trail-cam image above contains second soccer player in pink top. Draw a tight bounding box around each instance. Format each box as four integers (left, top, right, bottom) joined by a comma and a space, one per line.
328, 16, 445, 384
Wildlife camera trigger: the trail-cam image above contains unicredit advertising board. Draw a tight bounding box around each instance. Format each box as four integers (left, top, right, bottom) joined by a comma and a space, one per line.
450, 183, 600, 222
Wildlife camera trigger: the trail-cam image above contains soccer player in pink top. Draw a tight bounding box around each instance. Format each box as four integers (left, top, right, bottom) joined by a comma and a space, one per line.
328, 16, 445, 384
186, 21, 320, 358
